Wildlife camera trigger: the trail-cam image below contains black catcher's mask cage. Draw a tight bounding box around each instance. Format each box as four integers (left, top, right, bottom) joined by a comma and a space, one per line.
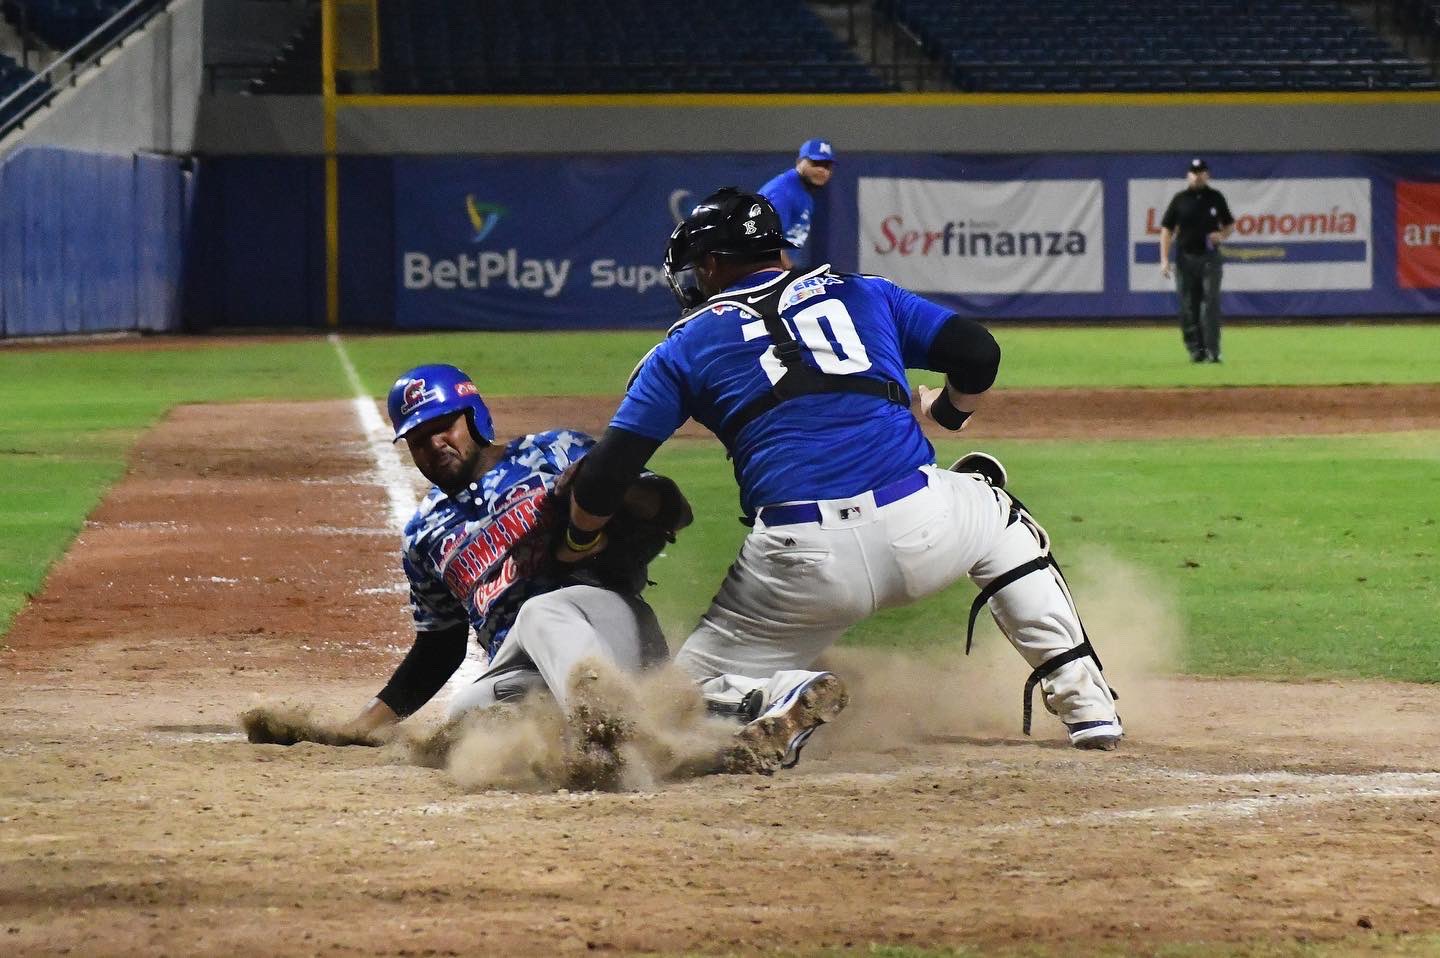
663, 187, 785, 309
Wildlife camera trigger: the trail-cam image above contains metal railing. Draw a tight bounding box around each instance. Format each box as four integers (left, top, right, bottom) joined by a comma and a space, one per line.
0, 0, 167, 142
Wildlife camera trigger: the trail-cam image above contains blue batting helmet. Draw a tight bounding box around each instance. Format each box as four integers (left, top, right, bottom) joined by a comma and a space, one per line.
386, 364, 495, 444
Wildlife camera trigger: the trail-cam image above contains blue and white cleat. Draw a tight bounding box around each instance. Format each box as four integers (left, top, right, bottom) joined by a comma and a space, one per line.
1066, 718, 1124, 751
727, 670, 849, 773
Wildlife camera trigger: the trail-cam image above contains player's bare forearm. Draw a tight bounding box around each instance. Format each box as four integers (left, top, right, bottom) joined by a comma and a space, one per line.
340, 697, 399, 738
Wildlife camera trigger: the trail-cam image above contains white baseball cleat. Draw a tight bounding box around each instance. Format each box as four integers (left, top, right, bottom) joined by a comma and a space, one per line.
726, 670, 848, 773
1066, 718, 1124, 751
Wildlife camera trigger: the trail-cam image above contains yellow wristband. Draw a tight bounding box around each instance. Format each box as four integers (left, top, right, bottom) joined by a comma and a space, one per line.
564, 526, 604, 553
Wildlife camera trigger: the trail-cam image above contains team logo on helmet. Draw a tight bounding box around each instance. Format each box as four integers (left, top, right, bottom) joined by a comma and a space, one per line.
748, 204, 762, 217
400, 378, 440, 416
743, 220, 757, 235
455, 381, 479, 398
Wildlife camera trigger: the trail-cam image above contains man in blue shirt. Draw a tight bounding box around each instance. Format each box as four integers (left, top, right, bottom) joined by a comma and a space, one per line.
561, 189, 1123, 773
758, 138, 835, 270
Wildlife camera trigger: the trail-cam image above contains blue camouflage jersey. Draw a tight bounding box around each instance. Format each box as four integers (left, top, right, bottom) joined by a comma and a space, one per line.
402, 429, 592, 655
757, 168, 814, 268
612, 267, 955, 514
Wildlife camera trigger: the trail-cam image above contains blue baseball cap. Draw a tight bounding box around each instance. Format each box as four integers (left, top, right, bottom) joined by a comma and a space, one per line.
798, 138, 836, 163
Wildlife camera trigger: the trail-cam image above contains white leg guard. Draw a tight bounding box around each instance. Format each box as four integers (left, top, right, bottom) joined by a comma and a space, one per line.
967, 492, 1121, 743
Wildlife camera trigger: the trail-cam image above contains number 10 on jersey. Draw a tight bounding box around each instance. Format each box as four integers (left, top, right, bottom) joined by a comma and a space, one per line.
741, 300, 874, 384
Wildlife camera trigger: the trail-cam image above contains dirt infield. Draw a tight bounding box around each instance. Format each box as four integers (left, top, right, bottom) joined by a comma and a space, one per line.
2, 391, 1440, 956
487, 383, 1440, 441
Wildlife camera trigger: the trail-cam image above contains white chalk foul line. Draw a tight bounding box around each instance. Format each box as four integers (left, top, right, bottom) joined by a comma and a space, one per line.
976, 770, 1440, 833
328, 333, 417, 532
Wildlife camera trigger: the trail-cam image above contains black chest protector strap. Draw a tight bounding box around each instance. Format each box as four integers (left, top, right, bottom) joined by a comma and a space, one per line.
697, 268, 910, 447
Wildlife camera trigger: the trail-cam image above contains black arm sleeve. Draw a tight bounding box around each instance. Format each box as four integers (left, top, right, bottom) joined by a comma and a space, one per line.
376, 623, 469, 718
572, 426, 663, 519
926, 315, 1001, 395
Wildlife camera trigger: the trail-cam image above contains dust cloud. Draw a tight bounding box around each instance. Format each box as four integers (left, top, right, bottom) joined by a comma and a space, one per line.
811, 548, 1184, 757
436, 661, 737, 792
240, 551, 1183, 787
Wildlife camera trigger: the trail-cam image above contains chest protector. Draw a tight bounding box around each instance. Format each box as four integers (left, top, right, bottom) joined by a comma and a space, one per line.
679, 266, 911, 447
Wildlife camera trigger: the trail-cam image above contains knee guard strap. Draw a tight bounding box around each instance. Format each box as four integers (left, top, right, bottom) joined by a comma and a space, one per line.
965, 555, 1053, 655
1022, 639, 1103, 736
968, 492, 1118, 736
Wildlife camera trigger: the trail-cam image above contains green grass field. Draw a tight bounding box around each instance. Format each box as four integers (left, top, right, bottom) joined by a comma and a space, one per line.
2, 324, 1437, 681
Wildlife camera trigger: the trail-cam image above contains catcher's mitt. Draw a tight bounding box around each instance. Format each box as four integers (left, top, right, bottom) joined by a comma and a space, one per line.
512, 468, 692, 595
572, 471, 693, 593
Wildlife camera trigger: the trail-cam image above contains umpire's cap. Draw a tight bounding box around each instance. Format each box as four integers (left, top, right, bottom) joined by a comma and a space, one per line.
387, 364, 495, 445
1188, 157, 1209, 173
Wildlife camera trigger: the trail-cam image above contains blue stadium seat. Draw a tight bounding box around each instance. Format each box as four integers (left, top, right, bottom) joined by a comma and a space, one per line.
307, 0, 895, 94
887, 0, 1438, 92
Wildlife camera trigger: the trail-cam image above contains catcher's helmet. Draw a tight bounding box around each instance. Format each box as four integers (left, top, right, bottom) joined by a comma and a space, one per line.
387, 364, 495, 445
664, 187, 784, 308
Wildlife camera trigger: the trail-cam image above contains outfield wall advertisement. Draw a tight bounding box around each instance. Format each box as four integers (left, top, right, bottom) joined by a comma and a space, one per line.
382, 152, 1440, 329
1127, 177, 1372, 293
857, 177, 1105, 294
827, 153, 1440, 321
392, 155, 788, 329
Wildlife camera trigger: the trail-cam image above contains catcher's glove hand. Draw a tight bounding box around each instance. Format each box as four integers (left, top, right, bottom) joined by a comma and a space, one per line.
574, 472, 692, 593
521, 467, 693, 593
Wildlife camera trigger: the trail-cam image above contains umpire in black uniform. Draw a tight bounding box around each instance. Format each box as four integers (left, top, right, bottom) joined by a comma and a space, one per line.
1159, 158, 1235, 363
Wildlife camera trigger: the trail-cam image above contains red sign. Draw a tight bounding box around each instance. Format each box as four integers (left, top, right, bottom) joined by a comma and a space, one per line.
1396, 182, 1440, 289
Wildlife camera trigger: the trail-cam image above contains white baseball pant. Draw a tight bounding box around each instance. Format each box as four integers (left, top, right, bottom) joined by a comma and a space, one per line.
446, 584, 669, 720
675, 465, 1118, 730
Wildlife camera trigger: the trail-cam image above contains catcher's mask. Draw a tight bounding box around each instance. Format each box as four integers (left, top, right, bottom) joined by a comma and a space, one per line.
664, 187, 784, 309
387, 363, 495, 445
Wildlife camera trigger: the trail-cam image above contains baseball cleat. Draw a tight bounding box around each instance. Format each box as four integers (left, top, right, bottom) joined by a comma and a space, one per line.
725, 670, 848, 774
1066, 718, 1124, 751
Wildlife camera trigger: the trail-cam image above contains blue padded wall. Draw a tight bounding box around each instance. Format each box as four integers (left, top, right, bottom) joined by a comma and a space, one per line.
0, 147, 190, 337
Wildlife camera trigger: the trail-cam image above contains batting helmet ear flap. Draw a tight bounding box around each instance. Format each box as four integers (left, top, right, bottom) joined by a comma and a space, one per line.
462, 408, 492, 447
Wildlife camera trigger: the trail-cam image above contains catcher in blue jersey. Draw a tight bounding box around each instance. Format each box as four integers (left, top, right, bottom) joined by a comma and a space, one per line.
336, 364, 690, 745
558, 188, 1123, 771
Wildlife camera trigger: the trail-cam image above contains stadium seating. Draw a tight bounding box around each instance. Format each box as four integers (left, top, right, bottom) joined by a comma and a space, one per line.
1393, 0, 1440, 50
2, 0, 135, 51
245, 7, 322, 95
249, 0, 889, 95
0, 51, 47, 130
881, 0, 1439, 91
